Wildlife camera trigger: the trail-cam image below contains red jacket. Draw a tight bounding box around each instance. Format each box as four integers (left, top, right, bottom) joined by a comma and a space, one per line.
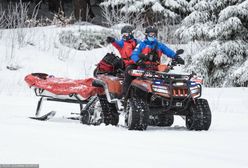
112, 39, 138, 67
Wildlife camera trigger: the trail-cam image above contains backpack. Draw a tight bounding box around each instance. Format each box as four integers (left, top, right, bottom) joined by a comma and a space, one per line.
96, 53, 124, 73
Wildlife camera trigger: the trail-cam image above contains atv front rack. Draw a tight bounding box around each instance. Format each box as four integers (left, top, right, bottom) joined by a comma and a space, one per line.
130, 69, 193, 81
130, 69, 203, 114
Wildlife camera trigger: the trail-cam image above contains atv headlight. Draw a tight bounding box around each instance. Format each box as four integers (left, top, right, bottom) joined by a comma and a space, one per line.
173, 82, 185, 86
152, 85, 169, 94
190, 85, 201, 98
190, 77, 203, 85
129, 69, 144, 77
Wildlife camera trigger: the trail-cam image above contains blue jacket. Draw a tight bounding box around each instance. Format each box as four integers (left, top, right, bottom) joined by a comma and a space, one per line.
131, 39, 176, 63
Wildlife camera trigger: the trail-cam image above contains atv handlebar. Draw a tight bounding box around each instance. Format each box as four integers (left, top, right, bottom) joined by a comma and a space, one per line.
137, 49, 185, 71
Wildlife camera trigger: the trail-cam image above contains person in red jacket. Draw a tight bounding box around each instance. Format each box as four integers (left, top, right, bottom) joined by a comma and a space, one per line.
106, 25, 139, 68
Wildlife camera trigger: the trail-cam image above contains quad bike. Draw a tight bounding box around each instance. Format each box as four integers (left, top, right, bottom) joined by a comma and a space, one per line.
92, 50, 211, 131
124, 49, 212, 130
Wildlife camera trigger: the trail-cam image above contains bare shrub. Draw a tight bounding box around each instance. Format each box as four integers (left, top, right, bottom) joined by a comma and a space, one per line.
59, 28, 116, 50
101, 3, 145, 27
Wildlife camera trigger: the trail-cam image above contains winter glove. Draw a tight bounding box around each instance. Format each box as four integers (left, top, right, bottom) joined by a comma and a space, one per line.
138, 53, 148, 61
175, 56, 185, 65
119, 58, 125, 70
106, 36, 115, 43
136, 59, 146, 69
112, 58, 120, 67
113, 58, 124, 70
147, 53, 159, 62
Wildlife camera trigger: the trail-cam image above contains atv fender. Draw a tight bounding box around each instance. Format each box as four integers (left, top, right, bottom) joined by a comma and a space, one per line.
93, 75, 122, 97
92, 78, 121, 110
130, 79, 153, 93
92, 79, 105, 88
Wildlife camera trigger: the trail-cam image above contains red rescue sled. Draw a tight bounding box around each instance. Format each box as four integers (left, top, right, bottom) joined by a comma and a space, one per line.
25, 73, 103, 118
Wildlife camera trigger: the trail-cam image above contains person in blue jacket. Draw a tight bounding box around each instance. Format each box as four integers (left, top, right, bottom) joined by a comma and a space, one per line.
131, 26, 177, 67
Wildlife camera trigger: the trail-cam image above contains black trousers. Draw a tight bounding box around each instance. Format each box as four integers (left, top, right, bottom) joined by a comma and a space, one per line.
122, 64, 137, 97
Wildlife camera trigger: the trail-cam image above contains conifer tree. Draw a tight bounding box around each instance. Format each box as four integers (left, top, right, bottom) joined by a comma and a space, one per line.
100, 0, 190, 25
176, 0, 248, 87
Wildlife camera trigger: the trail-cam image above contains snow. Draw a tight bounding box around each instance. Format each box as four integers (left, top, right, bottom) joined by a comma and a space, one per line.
125, 5, 140, 13
0, 25, 117, 95
143, 0, 157, 6
192, 0, 210, 11
218, 1, 248, 22
0, 25, 248, 168
210, 17, 242, 39
0, 88, 248, 168
163, 0, 181, 9
152, 2, 165, 12
182, 11, 210, 25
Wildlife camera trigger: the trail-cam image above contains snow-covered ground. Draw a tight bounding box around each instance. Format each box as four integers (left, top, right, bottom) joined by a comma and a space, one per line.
0, 88, 248, 168
0, 25, 248, 168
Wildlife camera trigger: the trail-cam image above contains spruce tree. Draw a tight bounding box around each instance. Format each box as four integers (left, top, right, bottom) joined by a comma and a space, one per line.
100, 0, 190, 42
100, 0, 190, 25
176, 0, 248, 87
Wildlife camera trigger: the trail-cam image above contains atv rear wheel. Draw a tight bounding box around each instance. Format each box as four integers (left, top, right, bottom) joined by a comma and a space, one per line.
98, 95, 119, 126
125, 97, 149, 130
186, 99, 211, 130
80, 97, 102, 125
80, 109, 91, 125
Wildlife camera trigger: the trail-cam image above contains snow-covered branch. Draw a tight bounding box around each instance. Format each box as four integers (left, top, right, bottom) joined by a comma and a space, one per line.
182, 11, 210, 26
209, 17, 243, 40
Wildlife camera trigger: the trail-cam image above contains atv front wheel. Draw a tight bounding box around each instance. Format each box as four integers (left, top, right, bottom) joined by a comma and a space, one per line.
125, 97, 149, 130
186, 99, 211, 130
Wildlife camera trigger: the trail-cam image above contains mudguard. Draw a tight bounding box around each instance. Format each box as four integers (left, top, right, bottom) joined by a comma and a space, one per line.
131, 79, 153, 93
94, 74, 123, 98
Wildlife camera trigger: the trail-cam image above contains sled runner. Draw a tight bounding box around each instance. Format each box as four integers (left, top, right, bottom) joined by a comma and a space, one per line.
24, 73, 103, 120
29, 111, 56, 121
